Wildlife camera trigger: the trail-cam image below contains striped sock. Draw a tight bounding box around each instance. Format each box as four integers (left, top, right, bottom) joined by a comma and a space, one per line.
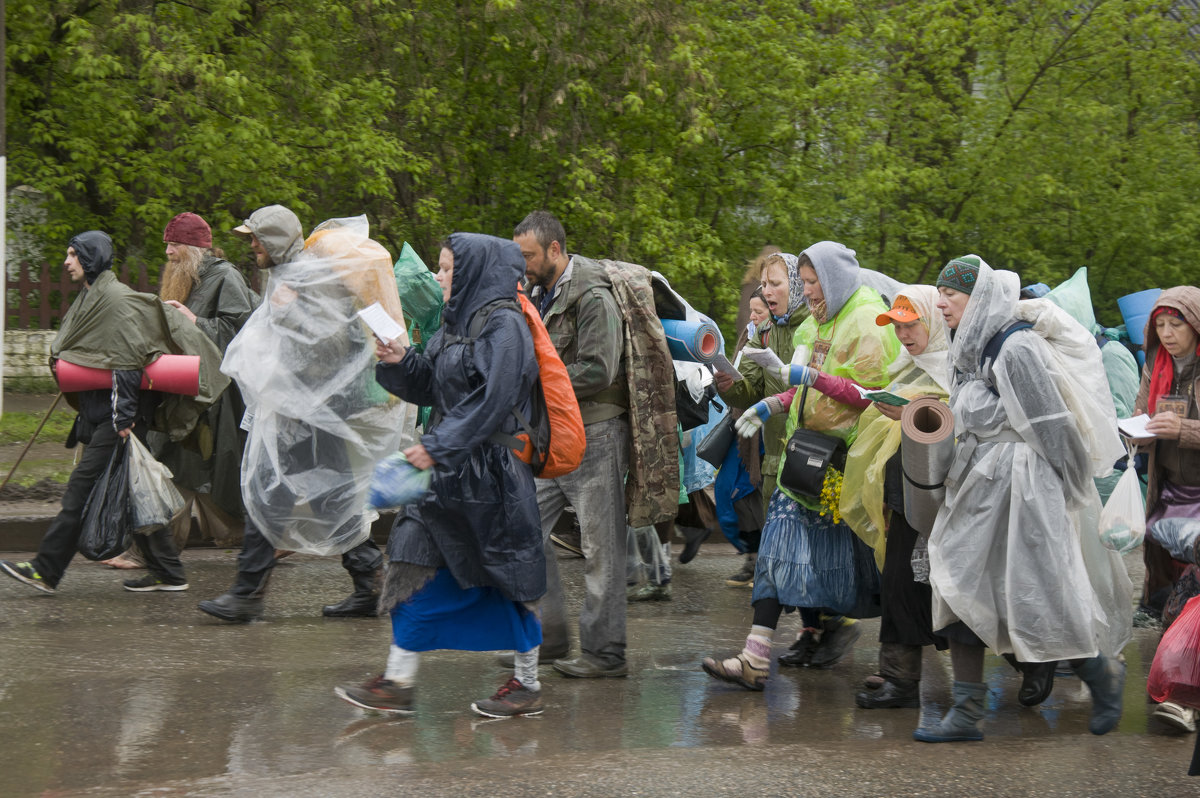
742, 625, 775, 669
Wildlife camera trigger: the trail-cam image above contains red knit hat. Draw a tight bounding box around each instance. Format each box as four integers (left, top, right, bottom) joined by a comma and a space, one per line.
163, 212, 212, 248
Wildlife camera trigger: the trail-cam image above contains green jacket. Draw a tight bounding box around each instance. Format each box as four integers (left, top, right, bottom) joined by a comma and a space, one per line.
718, 309, 808, 480
51, 270, 230, 442
530, 256, 627, 426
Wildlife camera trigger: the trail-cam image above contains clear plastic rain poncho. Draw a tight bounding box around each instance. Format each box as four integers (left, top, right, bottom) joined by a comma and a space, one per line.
222, 216, 410, 555
839, 285, 950, 570
928, 259, 1132, 661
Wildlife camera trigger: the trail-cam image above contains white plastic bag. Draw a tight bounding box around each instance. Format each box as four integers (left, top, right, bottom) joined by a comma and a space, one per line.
1098, 460, 1145, 554
126, 435, 186, 533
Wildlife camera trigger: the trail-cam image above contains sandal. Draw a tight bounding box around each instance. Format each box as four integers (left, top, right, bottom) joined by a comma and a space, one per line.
862, 672, 886, 690
102, 555, 145, 570
702, 653, 768, 691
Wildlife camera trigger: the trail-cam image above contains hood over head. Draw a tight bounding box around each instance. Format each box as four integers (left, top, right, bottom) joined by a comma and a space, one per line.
442, 233, 525, 329
69, 230, 114, 285
234, 205, 304, 266
800, 240, 861, 322
1145, 285, 1200, 357
947, 256, 1020, 379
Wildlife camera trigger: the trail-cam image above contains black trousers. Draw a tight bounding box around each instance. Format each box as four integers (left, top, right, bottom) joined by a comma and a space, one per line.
229, 517, 383, 597
33, 423, 185, 587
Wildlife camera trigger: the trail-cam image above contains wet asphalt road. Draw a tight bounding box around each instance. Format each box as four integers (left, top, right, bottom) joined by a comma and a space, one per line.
0, 546, 1196, 797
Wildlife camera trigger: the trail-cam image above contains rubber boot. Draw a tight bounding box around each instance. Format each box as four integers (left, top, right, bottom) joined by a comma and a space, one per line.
912, 681, 987, 742
323, 568, 380, 617
856, 677, 920, 709
857, 643, 921, 708
808, 616, 861, 669
1072, 654, 1125, 735
198, 592, 264, 623
199, 568, 270, 622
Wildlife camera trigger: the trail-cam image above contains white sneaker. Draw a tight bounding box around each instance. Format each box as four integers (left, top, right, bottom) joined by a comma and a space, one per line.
1152, 701, 1198, 733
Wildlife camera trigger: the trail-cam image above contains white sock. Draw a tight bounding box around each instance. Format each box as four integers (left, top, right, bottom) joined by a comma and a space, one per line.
385, 644, 419, 685
514, 648, 541, 691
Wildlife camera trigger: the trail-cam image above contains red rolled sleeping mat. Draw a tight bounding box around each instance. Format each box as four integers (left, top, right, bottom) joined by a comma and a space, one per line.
53, 354, 202, 396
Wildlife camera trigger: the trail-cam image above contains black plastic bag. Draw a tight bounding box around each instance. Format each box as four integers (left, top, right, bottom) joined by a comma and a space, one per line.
78, 439, 133, 561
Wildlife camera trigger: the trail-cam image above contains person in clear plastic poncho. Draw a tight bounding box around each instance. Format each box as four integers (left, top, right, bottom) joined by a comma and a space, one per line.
838, 285, 951, 710
702, 241, 899, 691
198, 209, 409, 623
1044, 266, 1140, 503
915, 255, 1131, 744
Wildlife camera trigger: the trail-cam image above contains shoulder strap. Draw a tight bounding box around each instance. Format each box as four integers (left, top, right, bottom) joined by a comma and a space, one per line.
980, 320, 1034, 396
442, 298, 521, 346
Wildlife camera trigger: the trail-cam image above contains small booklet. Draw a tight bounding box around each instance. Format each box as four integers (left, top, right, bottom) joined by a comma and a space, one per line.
854, 384, 910, 406
357, 302, 407, 344
1117, 414, 1154, 439
711, 353, 743, 381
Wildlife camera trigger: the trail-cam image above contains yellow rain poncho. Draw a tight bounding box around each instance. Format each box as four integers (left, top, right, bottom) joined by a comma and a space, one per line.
780, 241, 901, 511
838, 285, 950, 570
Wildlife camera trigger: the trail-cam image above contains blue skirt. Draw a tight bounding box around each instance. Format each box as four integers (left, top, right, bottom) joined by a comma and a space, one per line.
391, 567, 542, 652
752, 489, 881, 618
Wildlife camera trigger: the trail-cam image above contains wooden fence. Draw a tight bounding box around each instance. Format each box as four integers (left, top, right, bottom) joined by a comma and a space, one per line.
5, 260, 261, 329
5, 261, 153, 329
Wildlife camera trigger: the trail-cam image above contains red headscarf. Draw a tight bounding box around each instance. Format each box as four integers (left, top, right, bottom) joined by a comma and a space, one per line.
1147, 306, 1200, 414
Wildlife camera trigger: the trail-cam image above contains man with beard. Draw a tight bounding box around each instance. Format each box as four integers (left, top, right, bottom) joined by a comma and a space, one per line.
106, 213, 258, 571
198, 205, 390, 621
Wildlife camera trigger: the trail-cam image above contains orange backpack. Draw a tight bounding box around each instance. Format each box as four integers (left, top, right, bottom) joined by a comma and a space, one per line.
461, 286, 586, 478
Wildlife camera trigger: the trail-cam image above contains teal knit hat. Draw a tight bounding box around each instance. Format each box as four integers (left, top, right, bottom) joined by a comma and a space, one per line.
937, 255, 981, 295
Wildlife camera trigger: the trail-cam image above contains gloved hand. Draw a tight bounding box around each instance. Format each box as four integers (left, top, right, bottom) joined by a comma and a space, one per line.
736, 402, 771, 438
777, 364, 818, 387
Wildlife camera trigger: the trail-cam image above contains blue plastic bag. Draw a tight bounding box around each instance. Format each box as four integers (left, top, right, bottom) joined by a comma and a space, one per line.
366, 452, 431, 510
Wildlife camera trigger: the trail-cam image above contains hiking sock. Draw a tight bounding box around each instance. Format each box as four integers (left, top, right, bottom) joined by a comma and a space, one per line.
514, 648, 541, 691
743, 625, 775, 670
385, 644, 419, 685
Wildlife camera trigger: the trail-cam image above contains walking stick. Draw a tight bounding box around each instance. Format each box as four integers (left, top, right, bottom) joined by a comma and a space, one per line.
0, 392, 64, 492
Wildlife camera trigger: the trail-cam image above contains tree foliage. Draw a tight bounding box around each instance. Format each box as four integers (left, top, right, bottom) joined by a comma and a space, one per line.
8, 0, 1200, 334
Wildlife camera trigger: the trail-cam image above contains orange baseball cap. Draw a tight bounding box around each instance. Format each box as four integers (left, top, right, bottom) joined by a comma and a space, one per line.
876, 295, 920, 326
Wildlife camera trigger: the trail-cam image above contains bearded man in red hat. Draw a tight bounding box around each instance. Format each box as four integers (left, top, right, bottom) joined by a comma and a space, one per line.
106, 212, 259, 570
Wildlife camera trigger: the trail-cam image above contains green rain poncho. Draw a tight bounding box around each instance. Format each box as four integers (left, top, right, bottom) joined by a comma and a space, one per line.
51, 269, 229, 441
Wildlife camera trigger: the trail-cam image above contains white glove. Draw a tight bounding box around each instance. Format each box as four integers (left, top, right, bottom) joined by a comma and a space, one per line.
735, 403, 770, 438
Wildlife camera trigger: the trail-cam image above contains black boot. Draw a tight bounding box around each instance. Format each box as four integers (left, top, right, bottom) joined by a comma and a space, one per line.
198, 592, 264, 623
323, 568, 380, 617
1017, 661, 1056, 707
856, 677, 920, 709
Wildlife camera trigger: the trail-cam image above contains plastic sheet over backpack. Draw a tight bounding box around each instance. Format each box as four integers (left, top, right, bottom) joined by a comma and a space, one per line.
222, 216, 409, 555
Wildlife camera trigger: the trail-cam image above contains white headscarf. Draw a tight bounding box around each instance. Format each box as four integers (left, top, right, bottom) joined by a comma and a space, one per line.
886, 284, 950, 393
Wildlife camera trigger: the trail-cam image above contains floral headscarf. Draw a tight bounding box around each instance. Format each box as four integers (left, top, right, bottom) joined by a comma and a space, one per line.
763, 252, 805, 324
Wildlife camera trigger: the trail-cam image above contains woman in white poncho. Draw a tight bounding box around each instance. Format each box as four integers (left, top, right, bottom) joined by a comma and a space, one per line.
916, 255, 1131, 743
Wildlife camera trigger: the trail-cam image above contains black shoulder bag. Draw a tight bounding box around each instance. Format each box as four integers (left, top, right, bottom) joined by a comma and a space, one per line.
778, 383, 847, 499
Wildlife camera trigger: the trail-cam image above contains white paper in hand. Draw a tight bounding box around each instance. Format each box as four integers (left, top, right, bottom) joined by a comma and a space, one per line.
1117, 414, 1154, 439
357, 302, 407, 344
741, 347, 784, 371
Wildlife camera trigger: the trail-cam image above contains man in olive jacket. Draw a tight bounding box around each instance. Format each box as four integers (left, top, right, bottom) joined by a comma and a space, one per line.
514, 211, 631, 678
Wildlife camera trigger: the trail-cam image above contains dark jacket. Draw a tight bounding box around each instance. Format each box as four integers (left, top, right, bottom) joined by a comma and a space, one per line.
378, 233, 545, 603
151, 256, 258, 515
